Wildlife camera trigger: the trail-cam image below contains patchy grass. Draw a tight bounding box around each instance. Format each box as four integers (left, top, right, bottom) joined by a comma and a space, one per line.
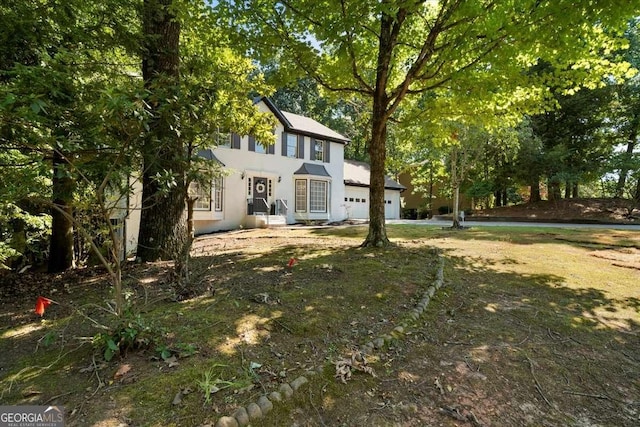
1, 225, 639, 426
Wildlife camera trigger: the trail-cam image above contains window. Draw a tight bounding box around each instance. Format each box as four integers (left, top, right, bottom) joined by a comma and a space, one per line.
286, 133, 297, 158
215, 128, 231, 147
213, 178, 223, 211
349, 198, 354, 202
189, 181, 211, 211
314, 140, 325, 161
356, 198, 360, 203
362, 198, 366, 203
250, 135, 267, 154
295, 180, 307, 212
344, 197, 348, 202
309, 180, 327, 212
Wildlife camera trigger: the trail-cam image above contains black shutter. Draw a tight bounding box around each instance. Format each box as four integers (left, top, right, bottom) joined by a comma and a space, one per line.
268, 141, 275, 154
297, 134, 304, 159
248, 135, 255, 152
282, 132, 287, 156
310, 138, 316, 160
232, 133, 241, 149
324, 141, 330, 163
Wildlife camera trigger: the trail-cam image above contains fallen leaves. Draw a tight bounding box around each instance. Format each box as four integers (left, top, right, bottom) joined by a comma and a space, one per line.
335, 350, 377, 384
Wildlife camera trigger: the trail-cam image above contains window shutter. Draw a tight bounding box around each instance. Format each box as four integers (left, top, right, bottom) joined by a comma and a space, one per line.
297, 134, 305, 159
324, 141, 330, 163
310, 138, 316, 160
268, 142, 275, 154
281, 132, 287, 156
231, 133, 241, 149
248, 135, 256, 152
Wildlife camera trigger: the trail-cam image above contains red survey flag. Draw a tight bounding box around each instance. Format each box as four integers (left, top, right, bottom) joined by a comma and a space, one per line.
35, 296, 52, 316
287, 257, 297, 268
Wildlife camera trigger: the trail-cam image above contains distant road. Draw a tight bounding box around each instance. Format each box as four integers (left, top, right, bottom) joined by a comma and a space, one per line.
386, 218, 640, 231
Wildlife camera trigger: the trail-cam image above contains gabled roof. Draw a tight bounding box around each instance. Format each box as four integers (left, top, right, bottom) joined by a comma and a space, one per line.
260, 97, 350, 144
343, 159, 406, 192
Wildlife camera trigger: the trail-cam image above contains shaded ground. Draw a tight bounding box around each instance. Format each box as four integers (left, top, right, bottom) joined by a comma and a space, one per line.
472, 198, 638, 223
1, 225, 639, 426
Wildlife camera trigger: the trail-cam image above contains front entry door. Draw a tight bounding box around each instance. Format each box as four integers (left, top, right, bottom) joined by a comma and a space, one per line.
253, 177, 269, 213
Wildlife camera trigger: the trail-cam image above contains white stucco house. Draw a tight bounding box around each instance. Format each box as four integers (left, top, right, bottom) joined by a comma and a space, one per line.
116, 98, 404, 255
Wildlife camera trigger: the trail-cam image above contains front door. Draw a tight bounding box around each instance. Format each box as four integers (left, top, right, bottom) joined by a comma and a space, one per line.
253, 177, 269, 213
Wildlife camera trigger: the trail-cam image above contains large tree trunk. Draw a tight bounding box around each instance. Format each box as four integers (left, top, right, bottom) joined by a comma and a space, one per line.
362, 113, 390, 247
137, 0, 188, 262
48, 148, 75, 273
362, 12, 394, 248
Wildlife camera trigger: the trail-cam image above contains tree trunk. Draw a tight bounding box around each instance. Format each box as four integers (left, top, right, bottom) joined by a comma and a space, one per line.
48, 149, 75, 273
362, 113, 390, 247
615, 119, 637, 198
529, 179, 541, 203
137, 0, 188, 262
361, 11, 395, 248
428, 165, 434, 217
548, 179, 562, 201
452, 183, 461, 228
495, 190, 502, 207
451, 148, 462, 228
572, 183, 579, 198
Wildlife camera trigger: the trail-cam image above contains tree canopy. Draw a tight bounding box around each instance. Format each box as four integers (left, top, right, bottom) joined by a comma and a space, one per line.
218, 0, 639, 244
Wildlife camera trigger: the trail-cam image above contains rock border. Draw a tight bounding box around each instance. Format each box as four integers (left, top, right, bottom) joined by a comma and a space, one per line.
212, 252, 446, 427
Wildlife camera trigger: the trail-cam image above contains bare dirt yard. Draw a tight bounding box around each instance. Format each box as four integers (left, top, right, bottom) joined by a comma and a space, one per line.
1, 218, 639, 426
473, 198, 639, 223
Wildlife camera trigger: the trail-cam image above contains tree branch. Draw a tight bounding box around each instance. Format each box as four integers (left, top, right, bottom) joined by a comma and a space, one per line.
341, 0, 374, 93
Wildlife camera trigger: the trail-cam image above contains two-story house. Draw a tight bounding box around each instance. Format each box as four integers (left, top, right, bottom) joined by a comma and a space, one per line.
117, 98, 404, 256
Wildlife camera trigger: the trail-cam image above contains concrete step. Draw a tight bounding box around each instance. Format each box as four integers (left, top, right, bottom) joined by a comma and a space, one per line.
250, 214, 288, 228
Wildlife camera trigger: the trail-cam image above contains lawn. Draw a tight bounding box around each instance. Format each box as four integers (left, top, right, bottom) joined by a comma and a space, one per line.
1, 225, 638, 426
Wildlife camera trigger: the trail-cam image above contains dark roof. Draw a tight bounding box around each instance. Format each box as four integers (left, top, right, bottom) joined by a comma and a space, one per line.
261, 97, 350, 144
197, 149, 225, 166
343, 159, 406, 191
293, 163, 331, 177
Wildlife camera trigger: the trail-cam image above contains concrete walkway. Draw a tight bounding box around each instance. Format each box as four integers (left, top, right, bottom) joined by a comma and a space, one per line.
386, 218, 640, 231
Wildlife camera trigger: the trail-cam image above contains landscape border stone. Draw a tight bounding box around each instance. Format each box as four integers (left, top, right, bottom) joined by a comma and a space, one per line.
212, 251, 446, 427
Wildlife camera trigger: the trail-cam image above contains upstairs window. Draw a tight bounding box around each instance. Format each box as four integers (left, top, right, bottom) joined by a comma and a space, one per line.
286, 133, 297, 158
214, 128, 231, 147
314, 140, 325, 161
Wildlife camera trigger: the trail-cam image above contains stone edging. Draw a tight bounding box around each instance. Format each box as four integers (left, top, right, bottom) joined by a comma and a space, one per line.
212, 252, 446, 427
